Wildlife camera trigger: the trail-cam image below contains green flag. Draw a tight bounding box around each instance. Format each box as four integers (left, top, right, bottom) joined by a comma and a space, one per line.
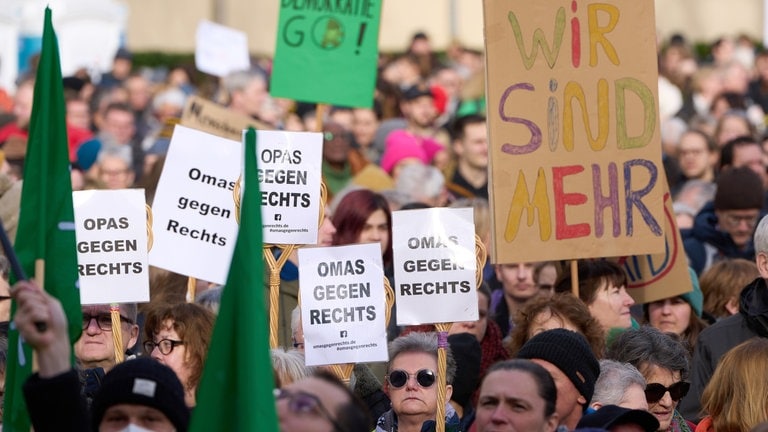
190, 128, 278, 431
3, 8, 82, 431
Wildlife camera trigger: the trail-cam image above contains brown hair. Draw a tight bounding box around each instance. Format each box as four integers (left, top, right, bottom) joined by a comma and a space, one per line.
702, 338, 768, 432
554, 260, 628, 305
507, 293, 605, 358
144, 302, 215, 392
700, 259, 759, 319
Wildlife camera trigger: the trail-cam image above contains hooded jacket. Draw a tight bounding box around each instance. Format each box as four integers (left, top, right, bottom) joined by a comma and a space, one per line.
682, 202, 755, 275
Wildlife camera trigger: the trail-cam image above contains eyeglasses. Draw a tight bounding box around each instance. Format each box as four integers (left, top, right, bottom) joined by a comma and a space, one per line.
645, 381, 690, 403
0, 295, 11, 301
387, 369, 436, 389
143, 339, 184, 355
274, 388, 346, 432
82, 313, 132, 331
720, 212, 760, 229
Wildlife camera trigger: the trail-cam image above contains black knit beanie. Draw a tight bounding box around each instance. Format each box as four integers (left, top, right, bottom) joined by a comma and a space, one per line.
91, 357, 189, 431
516, 328, 600, 406
714, 166, 764, 210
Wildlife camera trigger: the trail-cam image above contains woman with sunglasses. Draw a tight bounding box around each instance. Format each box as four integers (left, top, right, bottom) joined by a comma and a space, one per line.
376, 332, 458, 432
696, 338, 768, 432
607, 326, 695, 432
144, 302, 215, 408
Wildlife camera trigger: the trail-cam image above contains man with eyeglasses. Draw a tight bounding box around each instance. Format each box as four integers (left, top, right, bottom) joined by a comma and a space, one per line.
683, 166, 765, 276
679, 214, 768, 423
376, 332, 459, 432
276, 369, 372, 432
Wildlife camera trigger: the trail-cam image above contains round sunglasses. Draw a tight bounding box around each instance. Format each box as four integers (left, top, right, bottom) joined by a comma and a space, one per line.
387, 369, 436, 389
645, 381, 690, 403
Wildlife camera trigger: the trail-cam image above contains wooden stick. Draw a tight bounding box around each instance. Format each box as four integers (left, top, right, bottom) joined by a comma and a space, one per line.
434, 323, 451, 432
186, 276, 197, 303
315, 104, 327, 132
110, 304, 125, 364
570, 260, 579, 297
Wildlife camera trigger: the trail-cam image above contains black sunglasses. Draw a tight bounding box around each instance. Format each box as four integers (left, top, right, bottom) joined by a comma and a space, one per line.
645, 381, 690, 403
387, 369, 436, 389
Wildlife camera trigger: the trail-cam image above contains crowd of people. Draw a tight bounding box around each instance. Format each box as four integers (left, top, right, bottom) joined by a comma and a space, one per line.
1, 27, 768, 432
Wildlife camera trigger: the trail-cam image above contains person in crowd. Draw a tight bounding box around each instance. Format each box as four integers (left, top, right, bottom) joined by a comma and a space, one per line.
490, 262, 542, 337
713, 110, 756, 147
679, 215, 768, 422
533, 261, 560, 295
507, 292, 605, 358
195, 286, 222, 315
719, 136, 768, 188
124, 73, 154, 141
13, 279, 189, 432
0, 255, 11, 323
473, 359, 559, 432
271, 348, 316, 387
277, 369, 373, 432
395, 163, 447, 207
143, 302, 215, 407
683, 166, 764, 275
444, 114, 488, 201
590, 359, 649, 411
673, 180, 717, 230
0, 79, 33, 148
675, 129, 718, 186
78, 101, 143, 180
332, 188, 393, 272
320, 121, 371, 199
98, 48, 134, 90
577, 405, 659, 432
554, 260, 636, 337
376, 332, 458, 432
696, 338, 768, 432
699, 258, 759, 320
94, 148, 135, 190
351, 106, 382, 163
223, 69, 271, 125
516, 328, 601, 430
607, 326, 693, 432
644, 268, 708, 354
445, 332, 481, 429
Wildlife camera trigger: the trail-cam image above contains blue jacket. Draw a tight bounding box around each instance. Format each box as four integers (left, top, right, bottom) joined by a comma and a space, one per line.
682, 202, 755, 275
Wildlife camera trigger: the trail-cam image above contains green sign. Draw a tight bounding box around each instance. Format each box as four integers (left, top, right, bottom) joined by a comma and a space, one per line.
271, 0, 381, 107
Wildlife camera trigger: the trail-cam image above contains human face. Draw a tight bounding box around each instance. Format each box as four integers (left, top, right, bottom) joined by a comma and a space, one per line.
588, 282, 635, 332
449, 290, 489, 341
67, 99, 91, 130
642, 364, 682, 431
496, 263, 537, 302
13, 82, 33, 128
454, 122, 489, 170
98, 156, 135, 190
75, 305, 138, 372
103, 109, 136, 145
149, 320, 191, 392
648, 297, 692, 336
0, 276, 11, 322
475, 369, 559, 432
386, 352, 451, 421
99, 404, 175, 432
237, 77, 268, 118
527, 311, 579, 339
677, 132, 714, 180
358, 209, 389, 255
322, 125, 351, 166
732, 144, 767, 186
717, 115, 751, 146
317, 209, 336, 247
529, 359, 585, 427
715, 208, 760, 247
404, 96, 436, 128
277, 377, 347, 432
351, 108, 379, 148
536, 264, 558, 293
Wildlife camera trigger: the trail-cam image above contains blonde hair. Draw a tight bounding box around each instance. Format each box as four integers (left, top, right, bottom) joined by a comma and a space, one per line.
701, 338, 768, 432
271, 349, 316, 387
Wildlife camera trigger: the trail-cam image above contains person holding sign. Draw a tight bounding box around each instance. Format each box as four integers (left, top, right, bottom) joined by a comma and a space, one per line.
376, 332, 459, 432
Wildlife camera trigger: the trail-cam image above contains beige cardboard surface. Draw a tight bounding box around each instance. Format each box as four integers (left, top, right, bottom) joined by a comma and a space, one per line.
484, 0, 666, 264
180, 95, 272, 140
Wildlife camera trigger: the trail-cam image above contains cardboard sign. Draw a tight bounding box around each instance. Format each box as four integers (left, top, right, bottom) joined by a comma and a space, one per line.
195, 20, 250, 77
251, 130, 323, 245
392, 208, 478, 325
180, 95, 271, 141
270, 0, 382, 107
483, 0, 666, 263
299, 243, 389, 366
73, 189, 150, 304
614, 186, 693, 304
148, 125, 240, 284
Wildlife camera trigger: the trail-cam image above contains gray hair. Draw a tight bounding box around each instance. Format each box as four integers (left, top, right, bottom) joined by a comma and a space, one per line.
152, 87, 186, 112
754, 215, 768, 255
223, 69, 266, 95
97, 144, 133, 168
395, 164, 445, 204
592, 359, 647, 406
271, 348, 316, 385
195, 287, 222, 315
290, 306, 301, 339
388, 332, 456, 384
606, 326, 690, 381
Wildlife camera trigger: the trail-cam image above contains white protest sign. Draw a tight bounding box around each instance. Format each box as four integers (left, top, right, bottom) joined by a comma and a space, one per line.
149, 125, 240, 284
392, 208, 478, 325
195, 20, 250, 77
73, 189, 150, 304
250, 130, 322, 245
299, 243, 389, 366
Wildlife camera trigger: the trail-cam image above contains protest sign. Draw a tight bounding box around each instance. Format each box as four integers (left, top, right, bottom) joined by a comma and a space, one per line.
73, 189, 149, 304
180, 95, 271, 141
299, 243, 388, 366
149, 125, 240, 284
614, 185, 693, 304
483, 0, 665, 264
392, 208, 478, 325
195, 20, 250, 77
270, 0, 382, 107
252, 130, 322, 245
